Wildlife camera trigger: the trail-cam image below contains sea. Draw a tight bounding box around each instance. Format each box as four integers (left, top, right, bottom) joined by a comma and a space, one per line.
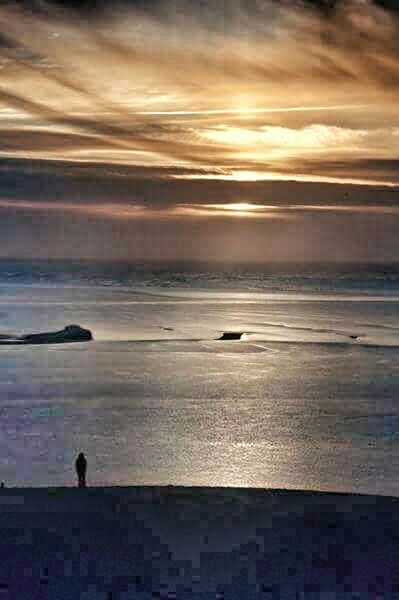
0, 259, 398, 495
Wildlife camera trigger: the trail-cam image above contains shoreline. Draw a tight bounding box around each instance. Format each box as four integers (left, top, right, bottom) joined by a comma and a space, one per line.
0, 483, 396, 496
2, 483, 398, 498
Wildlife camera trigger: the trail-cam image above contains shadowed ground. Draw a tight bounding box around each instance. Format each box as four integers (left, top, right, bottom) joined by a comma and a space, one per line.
0, 486, 398, 598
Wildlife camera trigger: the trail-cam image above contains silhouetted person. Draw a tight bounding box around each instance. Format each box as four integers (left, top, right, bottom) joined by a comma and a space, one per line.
75, 452, 87, 488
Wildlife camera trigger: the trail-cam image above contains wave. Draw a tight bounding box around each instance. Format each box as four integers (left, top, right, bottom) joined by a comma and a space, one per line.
0, 259, 399, 295
0, 290, 399, 306
83, 337, 399, 350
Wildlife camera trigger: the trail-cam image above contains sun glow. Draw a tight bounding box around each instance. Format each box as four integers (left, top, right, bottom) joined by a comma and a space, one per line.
200, 202, 279, 217
216, 202, 262, 212
173, 202, 292, 219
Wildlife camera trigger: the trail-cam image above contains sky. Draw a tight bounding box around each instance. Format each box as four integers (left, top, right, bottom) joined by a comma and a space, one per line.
0, 0, 398, 262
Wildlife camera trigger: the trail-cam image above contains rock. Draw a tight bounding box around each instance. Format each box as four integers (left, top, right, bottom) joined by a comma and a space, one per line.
0, 325, 93, 345
21, 325, 92, 344
217, 332, 244, 341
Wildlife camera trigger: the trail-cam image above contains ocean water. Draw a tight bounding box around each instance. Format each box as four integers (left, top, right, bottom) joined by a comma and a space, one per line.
0, 260, 398, 495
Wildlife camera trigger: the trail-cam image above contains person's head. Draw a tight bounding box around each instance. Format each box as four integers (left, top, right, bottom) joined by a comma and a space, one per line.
78, 452, 85, 459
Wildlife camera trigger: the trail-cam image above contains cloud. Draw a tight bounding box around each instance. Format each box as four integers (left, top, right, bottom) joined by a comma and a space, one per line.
0, 0, 398, 184
0, 1, 398, 261
1, 156, 398, 210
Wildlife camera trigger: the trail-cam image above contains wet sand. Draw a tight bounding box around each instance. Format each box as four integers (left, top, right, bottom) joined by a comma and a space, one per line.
0, 485, 398, 598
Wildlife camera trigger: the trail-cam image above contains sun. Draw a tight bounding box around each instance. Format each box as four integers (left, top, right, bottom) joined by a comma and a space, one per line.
173, 202, 283, 219
199, 202, 278, 217
221, 203, 259, 212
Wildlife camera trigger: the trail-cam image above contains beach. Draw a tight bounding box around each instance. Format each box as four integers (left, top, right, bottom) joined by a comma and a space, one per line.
0, 484, 398, 598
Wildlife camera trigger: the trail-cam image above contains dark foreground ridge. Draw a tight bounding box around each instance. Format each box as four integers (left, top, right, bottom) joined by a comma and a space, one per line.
0, 324, 92, 345
0, 485, 398, 597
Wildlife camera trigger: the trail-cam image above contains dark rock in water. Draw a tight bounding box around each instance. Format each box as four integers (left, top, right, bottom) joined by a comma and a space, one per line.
0, 325, 92, 345
22, 325, 92, 344
350, 335, 358, 340
218, 332, 244, 341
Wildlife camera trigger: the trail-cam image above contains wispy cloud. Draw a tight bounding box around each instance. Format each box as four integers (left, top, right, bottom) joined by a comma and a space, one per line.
0, 0, 398, 186
0, 1, 398, 262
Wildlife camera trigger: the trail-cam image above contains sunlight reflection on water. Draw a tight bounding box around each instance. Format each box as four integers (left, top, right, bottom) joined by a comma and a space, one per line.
0, 274, 397, 495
